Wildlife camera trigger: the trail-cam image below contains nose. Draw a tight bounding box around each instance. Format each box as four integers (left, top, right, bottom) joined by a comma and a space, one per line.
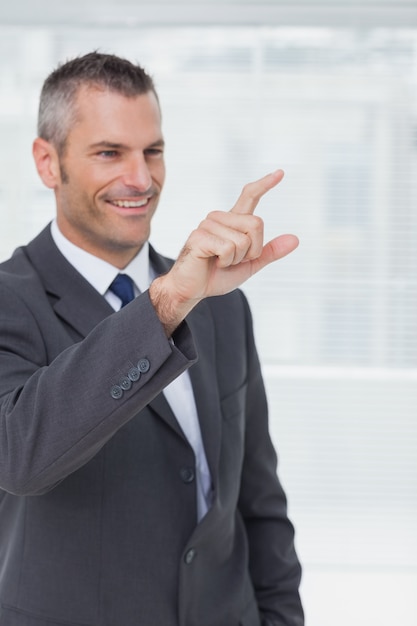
122, 153, 152, 192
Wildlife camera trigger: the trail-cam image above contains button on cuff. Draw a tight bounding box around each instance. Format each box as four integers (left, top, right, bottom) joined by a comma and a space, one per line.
119, 376, 133, 391
110, 385, 123, 400
138, 358, 150, 373
110, 357, 149, 399
127, 367, 140, 382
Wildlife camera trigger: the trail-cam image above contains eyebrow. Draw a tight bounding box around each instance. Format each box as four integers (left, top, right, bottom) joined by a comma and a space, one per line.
88, 139, 165, 150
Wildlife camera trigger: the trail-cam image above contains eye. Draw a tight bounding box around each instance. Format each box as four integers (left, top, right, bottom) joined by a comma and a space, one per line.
98, 150, 118, 158
145, 148, 164, 158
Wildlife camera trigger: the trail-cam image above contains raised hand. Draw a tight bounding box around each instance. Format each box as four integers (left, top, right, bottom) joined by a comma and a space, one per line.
149, 170, 299, 336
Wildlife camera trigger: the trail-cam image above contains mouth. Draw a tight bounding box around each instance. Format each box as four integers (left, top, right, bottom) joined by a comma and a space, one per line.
109, 198, 150, 209
105, 196, 153, 216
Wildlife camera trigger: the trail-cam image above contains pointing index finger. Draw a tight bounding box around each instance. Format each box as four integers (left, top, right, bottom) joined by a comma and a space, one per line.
230, 169, 285, 215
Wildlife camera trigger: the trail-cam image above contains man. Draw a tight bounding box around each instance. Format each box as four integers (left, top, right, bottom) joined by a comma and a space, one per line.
0, 52, 303, 626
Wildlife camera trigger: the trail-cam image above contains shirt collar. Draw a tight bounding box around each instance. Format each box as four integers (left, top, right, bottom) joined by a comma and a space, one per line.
50, 219, 151, 295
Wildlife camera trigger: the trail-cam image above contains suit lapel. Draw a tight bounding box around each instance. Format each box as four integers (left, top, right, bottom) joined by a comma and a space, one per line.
185, 302, 222, 480
147, 302, 222, 474
25, 226, 113, 339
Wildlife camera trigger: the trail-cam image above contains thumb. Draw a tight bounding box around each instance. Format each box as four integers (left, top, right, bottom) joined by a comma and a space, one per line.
252, 234, 299, 273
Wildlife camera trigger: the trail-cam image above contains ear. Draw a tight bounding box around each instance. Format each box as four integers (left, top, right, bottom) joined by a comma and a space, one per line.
32, 137, 61, 189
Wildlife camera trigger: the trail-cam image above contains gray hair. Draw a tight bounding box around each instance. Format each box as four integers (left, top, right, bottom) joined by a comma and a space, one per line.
37, 51, 158, 155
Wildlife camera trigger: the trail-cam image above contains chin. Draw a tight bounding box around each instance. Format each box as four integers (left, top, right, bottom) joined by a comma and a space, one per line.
111, 236, 147, 253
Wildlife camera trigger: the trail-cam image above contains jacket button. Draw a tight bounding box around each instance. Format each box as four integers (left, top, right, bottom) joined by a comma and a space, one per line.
110, 385, 123, 399
180, 467, 195, 483
120, 376, 132, 391
184, 548, 196, 564
127, 367, 140, 382
138, 358, 150, 373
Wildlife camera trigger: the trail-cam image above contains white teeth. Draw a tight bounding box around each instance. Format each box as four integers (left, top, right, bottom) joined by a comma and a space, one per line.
112, 199, 148, 208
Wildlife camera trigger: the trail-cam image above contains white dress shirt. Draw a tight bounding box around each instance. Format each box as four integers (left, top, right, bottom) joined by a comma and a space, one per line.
51, 220, 212, 521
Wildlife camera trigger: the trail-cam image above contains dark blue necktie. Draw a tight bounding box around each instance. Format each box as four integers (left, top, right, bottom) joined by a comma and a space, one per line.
109, 273, 135, 307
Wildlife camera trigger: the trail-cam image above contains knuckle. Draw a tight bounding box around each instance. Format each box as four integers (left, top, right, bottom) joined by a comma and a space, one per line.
251, 215, 264, 231
222, 239, 236, 255
205, 210, 222, 222
238, 231, 251, 247
188, 227, 200, 241
244, 214, 263, 233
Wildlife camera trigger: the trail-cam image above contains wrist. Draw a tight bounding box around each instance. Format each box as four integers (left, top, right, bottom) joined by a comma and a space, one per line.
149, 275, 197, 337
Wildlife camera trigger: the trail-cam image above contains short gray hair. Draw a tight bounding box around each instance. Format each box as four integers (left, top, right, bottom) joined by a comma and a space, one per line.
38, 51, 158, 155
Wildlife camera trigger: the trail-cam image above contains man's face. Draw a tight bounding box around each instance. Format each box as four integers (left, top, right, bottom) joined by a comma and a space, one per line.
50, 86, 165, 268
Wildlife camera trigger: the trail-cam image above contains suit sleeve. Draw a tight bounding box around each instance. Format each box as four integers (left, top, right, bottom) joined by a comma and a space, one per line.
237, 292, 304, 626
0, 282, 197, 496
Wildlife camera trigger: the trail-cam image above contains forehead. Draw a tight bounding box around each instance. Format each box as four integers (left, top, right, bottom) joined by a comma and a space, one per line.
69, 86, 162, 145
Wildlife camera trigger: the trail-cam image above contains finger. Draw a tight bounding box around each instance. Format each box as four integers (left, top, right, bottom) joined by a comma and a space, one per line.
203, 211, 264, 262
197, 219, 250, 266
230, 169, 285, 216
251, 234, 299, 274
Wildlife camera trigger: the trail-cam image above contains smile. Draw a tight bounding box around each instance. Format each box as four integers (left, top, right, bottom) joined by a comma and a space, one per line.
110, 199, 149, 208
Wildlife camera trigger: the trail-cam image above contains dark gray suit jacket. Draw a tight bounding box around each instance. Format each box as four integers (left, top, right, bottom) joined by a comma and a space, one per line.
0, 226, 303, 626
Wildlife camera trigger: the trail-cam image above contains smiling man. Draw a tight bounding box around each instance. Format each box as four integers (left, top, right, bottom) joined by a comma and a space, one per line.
0, 52, 303, 626
34, 76, 165, 267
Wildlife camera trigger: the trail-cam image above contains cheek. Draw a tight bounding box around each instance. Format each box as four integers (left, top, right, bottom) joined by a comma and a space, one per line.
59, 181, 96, 217
152, 160, 166, 186
65, 160, 109, 193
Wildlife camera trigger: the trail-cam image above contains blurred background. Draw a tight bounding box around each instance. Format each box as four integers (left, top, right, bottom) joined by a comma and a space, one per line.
0, 1, 416, 624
